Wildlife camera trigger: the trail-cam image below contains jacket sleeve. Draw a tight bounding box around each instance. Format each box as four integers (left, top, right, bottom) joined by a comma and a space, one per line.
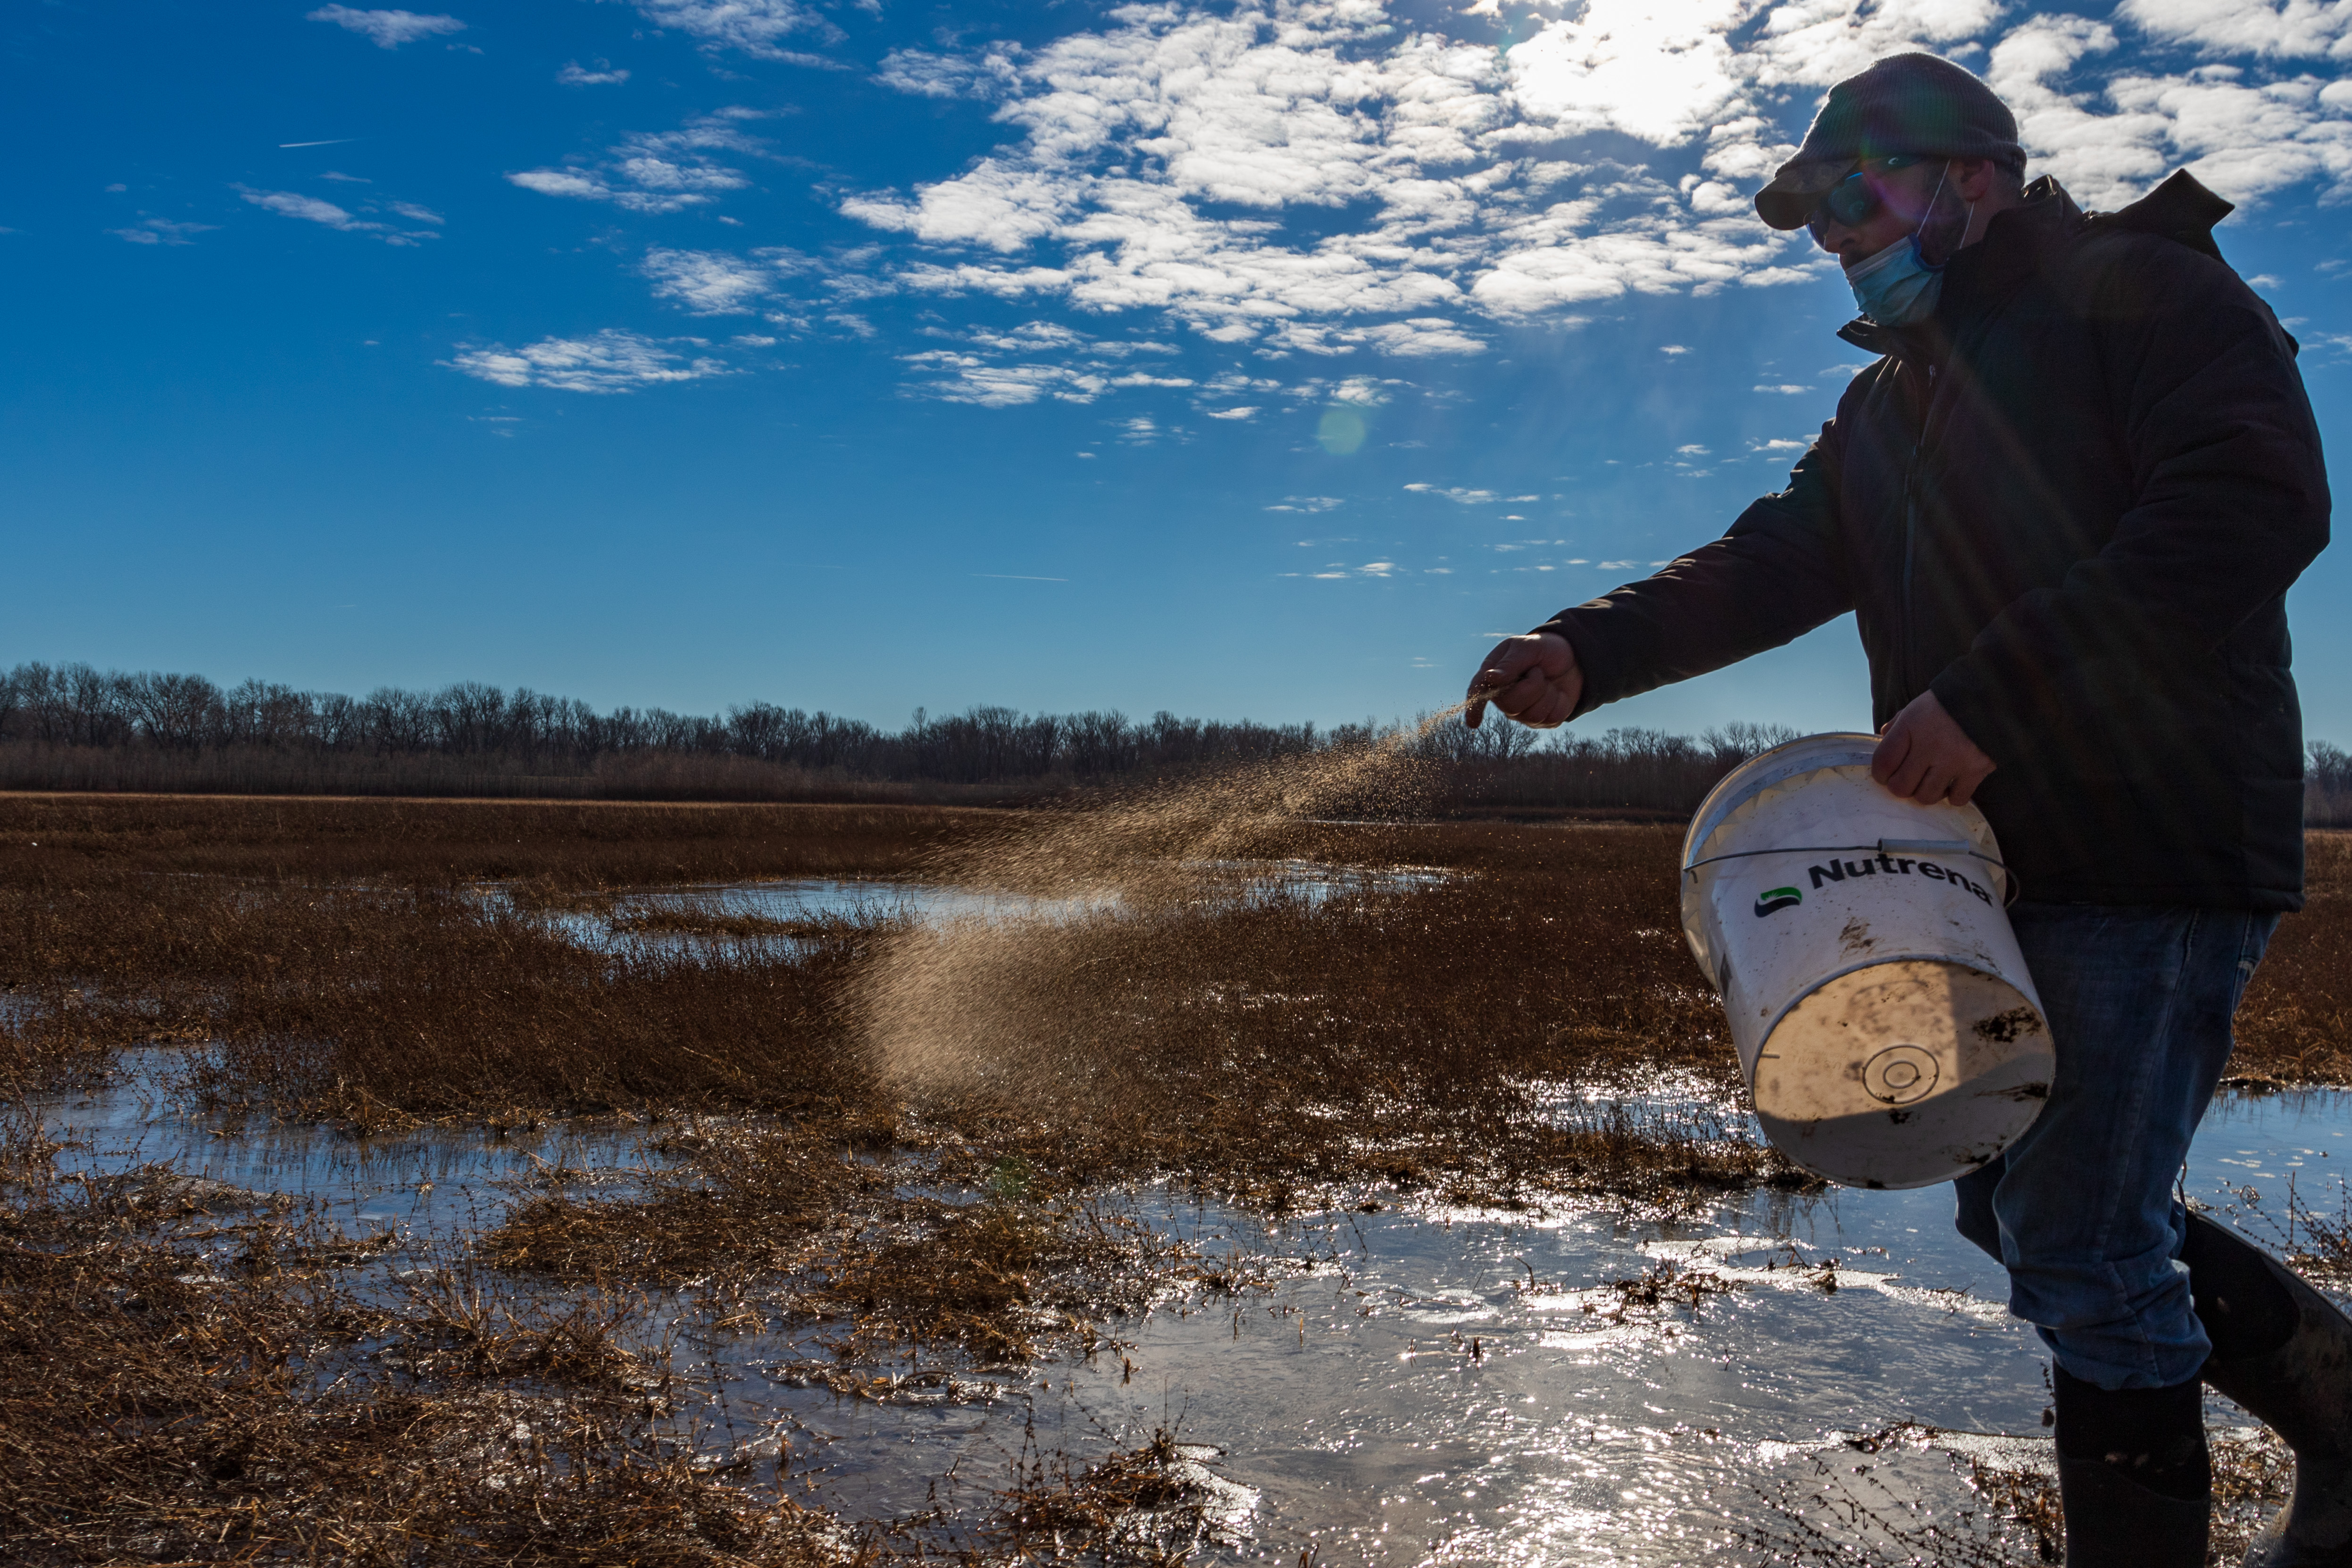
1535, 424, 1859, 720
1931, 240, 2330, 744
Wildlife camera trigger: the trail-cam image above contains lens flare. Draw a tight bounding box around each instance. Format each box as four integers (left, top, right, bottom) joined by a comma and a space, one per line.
1317, 407, 1368, 455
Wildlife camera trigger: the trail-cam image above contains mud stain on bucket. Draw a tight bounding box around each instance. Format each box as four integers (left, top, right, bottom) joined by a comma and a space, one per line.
1973, 1006, 2044, 1045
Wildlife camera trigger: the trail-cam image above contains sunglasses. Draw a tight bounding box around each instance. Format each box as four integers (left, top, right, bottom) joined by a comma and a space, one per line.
1806, 154, 1934, 239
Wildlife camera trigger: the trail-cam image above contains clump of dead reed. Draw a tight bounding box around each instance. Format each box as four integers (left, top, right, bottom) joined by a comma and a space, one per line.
481, 1118, 901, 1286
2205, 1175, 2352, 1294
481, 1115, 1217, 1371
812, 1198, 1183, 1365
973, 1428, 1248, 1564
0, 1104, 860, 1567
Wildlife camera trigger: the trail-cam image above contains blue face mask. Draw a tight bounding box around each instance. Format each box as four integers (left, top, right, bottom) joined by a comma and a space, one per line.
1844, 162, 1970, 328
1845, 233, 1945, 326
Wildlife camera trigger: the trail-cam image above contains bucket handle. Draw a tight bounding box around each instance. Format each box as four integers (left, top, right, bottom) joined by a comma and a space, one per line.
1683, 841, 2021, 906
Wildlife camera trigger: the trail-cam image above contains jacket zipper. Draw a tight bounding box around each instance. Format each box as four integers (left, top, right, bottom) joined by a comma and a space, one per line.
1901, 360, 1935, 701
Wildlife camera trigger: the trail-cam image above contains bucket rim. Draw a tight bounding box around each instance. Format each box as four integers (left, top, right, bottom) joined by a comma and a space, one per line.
1680, 732, 1879, 872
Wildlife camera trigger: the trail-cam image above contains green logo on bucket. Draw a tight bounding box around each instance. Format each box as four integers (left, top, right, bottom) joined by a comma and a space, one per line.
1754, 886, 1802, 917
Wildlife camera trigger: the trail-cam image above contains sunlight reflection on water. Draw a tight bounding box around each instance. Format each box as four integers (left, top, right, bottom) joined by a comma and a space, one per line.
28, 1059, 2352, 1563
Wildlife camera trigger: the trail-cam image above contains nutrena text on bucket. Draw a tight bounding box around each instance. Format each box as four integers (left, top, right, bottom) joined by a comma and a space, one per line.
1808, 854, 1995, 904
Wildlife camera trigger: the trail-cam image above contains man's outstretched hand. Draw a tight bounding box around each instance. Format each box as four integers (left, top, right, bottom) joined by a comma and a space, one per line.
1872, 690, 1997, 807
1466, 632, 1583, 729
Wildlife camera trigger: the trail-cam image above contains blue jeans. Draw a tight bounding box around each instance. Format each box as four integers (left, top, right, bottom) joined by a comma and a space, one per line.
1952, 903, 2280, 1392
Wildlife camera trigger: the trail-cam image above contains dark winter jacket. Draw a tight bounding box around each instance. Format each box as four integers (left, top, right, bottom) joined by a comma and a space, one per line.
1538, 175, 2330, 909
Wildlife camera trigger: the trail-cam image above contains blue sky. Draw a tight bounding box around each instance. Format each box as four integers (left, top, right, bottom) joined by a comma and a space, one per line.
7, 0, 2350, 741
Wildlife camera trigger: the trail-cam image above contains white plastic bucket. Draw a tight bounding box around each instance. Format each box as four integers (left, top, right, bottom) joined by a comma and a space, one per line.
1680, 733, 2053, 1190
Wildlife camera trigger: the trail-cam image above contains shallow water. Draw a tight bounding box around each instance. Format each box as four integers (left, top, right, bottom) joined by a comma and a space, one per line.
27, 1063, 2350, 1563
522, 860, 1453, 952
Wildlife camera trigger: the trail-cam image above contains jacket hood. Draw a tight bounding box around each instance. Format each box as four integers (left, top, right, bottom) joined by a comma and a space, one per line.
1835, 171, 2236, 358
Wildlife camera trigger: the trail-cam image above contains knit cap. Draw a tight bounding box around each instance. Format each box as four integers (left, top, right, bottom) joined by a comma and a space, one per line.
1755, 52, 2025, 230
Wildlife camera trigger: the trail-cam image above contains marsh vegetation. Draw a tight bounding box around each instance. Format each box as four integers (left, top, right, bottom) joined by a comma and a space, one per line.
3, 791, 2348, 1564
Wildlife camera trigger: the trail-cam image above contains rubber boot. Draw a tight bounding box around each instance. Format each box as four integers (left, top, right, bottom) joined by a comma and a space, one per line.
2053, 1363, 2211, 1567
2184, 1210, 2352, 1566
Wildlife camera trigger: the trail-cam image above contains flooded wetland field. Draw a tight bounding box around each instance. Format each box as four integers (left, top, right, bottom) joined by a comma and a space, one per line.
4, 789, 2350, 1565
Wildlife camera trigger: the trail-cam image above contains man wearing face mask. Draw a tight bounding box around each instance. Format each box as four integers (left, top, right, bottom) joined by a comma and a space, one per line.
1467, 52, 2335, 1568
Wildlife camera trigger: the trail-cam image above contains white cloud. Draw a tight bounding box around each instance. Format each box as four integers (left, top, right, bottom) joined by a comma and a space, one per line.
1989, 10, 2352, 208
841, 160, 1073, 251
900, 353, 1106, 405
894, 320, 1231, 407
235, 185, 441, 244
642, 247, 776, 313
1754, 383, 1809, 393
627, 0, 842, 64
507, 112, 769, 214
876, 44, 1022, 99
241, 188, 362, 228
508, 168, 615, 202
444, 330, 728, 393
1321, 375, 1399, 406
307, 6, 465, 49
822, 1, 1865, 351
111, 217, 217, 246
703, 0, 2352, 398
2119, 0, 2352, 61
1505, 0, 1750, 145
1276, 318, 1490, 356
1204, 405, 1259, 418
1267, 496, 1343, 511
1290, 555, 1426, 579
1405, 483, 1502, 504
559, 61, 631, 85
1736, 0, 2002, 90
967, 320, 1088, 351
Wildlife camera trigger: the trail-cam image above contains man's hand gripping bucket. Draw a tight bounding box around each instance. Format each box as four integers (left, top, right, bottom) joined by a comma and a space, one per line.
1681, 734, 2053, 1189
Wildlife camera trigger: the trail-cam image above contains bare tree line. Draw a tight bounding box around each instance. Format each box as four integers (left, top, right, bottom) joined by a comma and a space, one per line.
2, 660, 2345, 821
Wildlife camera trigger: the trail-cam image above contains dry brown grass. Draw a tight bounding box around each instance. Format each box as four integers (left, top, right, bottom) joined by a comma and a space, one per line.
0, 797, 1787, 1194
1, 873, 876, 1120
2236, 830, 2352, 1084
0, 792, 1002, 886
0, 1107, 860, 1567
7, 797, 2342, 1193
